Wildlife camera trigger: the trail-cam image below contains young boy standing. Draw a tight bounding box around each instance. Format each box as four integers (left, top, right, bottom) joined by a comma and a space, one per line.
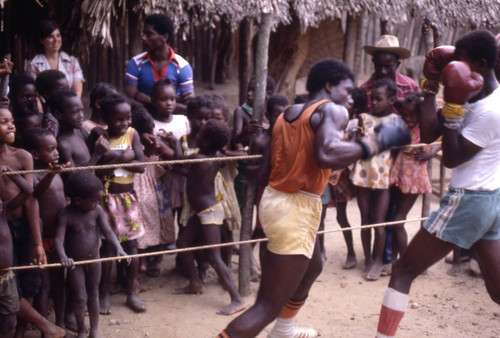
0, 107, 64, 337
55, 171, 127, 338
174, 119, 246, 316
376, 30, 500, 337
0, 166, 33, 335
22, 127, 69, 327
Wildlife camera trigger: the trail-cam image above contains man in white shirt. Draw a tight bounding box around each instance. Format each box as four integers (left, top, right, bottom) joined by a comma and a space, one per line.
375, 30, 500, 338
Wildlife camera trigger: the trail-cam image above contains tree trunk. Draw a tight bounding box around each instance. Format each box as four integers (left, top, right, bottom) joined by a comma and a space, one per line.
343, 14, 358, 70
269, 13, 310, 100
354, 12, 367, 74
215, 19, 234, 84
364, 16, 375, 75
238, 12, 272, 297
238, 18, 254, 105
209, 24, 221, 89
358, 13, 369, 74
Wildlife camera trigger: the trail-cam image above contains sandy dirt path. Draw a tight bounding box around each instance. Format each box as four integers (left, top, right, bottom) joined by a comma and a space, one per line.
88, 194, 499, 338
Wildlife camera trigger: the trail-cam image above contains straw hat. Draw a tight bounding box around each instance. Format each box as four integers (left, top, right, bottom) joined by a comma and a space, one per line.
364, 35, 411, 59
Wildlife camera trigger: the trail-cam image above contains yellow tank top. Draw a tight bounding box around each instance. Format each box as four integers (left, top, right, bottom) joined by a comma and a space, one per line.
108, 127, 135, 185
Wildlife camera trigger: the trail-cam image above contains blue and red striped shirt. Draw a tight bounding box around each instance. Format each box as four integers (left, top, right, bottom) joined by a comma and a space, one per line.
125, 46, 194, 96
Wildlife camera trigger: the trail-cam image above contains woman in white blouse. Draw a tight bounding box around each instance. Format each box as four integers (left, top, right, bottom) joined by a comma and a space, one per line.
26, 20, 84, 98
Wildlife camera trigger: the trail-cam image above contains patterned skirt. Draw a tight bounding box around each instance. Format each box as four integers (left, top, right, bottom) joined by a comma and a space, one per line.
101, 191, 145, 242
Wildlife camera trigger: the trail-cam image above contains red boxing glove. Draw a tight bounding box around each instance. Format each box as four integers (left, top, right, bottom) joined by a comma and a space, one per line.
423, 45, 456, 81
441, 61, 483, 120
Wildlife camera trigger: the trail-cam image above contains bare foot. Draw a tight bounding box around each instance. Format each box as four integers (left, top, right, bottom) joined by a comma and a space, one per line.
362, 261, 372, 279
89, 329, 101, 338
467, 259, 481, 277
343, 255, 357, 269
99, 294, 112, 315
365, 262, 383, 281
42, 321, 66, 338
380, 263, 392, 276
126, 294, 147, 313
216, 300, 247, 316
137, 280, 152, 294
172, 284, 204, 295
64, 312, 77, 332
447, 264, 462, 276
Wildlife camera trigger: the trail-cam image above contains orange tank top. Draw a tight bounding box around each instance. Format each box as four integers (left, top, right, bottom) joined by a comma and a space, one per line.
269, 99, 331, 195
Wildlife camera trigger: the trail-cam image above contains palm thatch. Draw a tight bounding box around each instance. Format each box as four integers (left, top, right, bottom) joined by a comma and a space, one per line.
76, 0, 500, 53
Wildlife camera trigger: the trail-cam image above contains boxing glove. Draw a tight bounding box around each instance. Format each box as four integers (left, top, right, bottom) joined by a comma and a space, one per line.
440, 61, 483, 124
423, 45, 456, 80
358, 118, 411, 159
422, 45, 456, 94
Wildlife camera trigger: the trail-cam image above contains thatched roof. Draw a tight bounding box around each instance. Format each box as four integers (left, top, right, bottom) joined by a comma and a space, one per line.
78, 0, 500, 50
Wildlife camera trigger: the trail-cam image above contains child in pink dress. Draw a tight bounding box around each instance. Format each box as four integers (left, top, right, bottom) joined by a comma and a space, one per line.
131, 104, 176, 277
389, 92, 440, 258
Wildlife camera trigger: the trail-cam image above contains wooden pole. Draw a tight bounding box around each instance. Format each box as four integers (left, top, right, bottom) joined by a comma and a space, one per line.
238, 18, 253, 105
343, 14, 358, 70
238, 12, 273, 296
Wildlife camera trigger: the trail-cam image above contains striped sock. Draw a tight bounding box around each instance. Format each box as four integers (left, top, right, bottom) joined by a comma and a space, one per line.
268, 298, 318, 337
279, 298, 306, 319
376, 288, 409, 338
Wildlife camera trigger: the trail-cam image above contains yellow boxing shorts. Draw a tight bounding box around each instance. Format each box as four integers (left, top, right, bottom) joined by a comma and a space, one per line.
259, 186, 322, 259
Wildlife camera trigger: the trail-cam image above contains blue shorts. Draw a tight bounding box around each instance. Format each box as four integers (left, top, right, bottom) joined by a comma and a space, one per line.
423, 187, 500, 249
9, 217, 41, 298
320, 185, 331, 205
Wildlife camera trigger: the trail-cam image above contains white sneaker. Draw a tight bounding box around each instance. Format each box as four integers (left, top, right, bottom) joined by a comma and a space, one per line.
268, 326, 319, 338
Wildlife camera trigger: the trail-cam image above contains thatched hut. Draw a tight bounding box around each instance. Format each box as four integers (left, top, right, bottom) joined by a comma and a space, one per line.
4, 0, 500, 101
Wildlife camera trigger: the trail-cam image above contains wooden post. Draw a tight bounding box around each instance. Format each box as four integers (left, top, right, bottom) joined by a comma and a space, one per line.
421, 160, 432, 226
238, 12, 272, 297
238, 18, 254, 105
343, 14, 358, 70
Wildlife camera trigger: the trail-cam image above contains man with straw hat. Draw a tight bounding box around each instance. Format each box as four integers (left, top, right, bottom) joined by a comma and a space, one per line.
361, 35, 419, 113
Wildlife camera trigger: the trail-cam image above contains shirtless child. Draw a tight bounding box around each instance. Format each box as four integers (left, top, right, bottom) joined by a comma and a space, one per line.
174, 119, 246, 316
50, 89, 108, 169
55, 171, 127, 338
0, 107, 64, 337
23, 127, 69, 327
246, 94, 289, 264
0, 166, 32, 335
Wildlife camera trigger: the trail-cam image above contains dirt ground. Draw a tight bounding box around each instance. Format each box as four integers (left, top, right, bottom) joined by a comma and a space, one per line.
85, 192, 498, 338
